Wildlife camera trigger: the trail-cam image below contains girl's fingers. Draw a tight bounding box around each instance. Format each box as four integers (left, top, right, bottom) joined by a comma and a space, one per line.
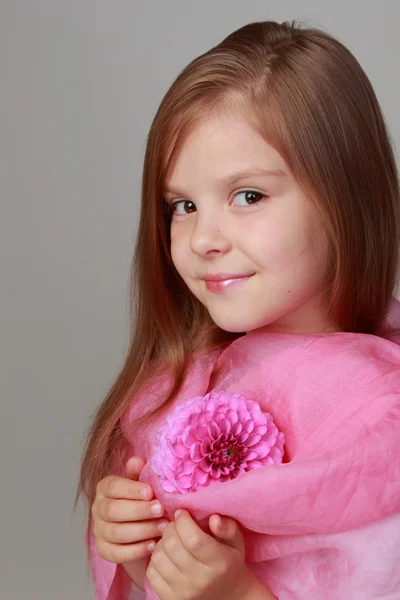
174, 510, 220, 566
146, 562, 169, 598
97, 475, 153, 501
98, 539, 157, 564
98, 497, 165, 522
150, 542, 182, 586
103, 518, 170, 544
158, 524, 197, 574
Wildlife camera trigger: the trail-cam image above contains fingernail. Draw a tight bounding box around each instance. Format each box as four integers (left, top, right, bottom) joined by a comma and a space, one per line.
140, 486, 151, 499
147, 541, 155, 552
174, 509, 183, 518
151, 502, 163, 515
157, 520, 168, 532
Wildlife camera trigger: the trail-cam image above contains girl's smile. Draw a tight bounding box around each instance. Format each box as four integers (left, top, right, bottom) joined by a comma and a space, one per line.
202, 272, 255, 293
204, 274, 254, 293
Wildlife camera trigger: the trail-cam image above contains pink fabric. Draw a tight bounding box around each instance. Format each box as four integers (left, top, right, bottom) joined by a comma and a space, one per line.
87, 297, 400, 599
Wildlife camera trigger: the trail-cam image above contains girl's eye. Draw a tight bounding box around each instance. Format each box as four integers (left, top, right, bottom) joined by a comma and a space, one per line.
233, 190, 268, 206
167, 190, 268, 216
168, 200, 196, 216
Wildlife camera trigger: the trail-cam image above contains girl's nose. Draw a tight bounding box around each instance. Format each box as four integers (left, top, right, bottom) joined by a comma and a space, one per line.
189, 216, 231, 257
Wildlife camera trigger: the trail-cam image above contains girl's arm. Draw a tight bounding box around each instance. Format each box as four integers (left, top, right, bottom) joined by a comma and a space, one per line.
122, 557, 147, 591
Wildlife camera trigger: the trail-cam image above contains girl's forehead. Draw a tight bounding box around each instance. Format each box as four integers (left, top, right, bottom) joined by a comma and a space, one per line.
182, 110, 260, 143
173, 112, 280, 156
165, 116, 287, 187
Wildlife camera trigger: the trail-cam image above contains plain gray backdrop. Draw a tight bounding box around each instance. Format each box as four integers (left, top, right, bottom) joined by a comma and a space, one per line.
1, 1, 399, 598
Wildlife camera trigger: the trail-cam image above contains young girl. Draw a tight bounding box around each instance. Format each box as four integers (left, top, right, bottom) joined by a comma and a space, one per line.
75, 19, 400, 600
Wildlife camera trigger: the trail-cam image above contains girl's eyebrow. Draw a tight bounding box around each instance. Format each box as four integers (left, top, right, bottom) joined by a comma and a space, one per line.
220, 167, 289, 185
164, 167, 288, 195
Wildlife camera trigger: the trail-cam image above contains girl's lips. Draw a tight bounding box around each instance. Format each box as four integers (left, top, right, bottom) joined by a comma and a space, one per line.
204, 274, 254, 293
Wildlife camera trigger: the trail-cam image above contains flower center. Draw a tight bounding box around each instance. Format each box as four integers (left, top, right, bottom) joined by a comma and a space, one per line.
210, 436, 243, 469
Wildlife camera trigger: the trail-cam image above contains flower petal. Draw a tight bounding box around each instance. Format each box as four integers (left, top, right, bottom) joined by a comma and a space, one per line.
190, 442, 203, 462
175, 473, 192, 489
242, 419, 255, 433
198, 410, 210, 425
188, 413, 199, 427
247, 460, 264, 470
250, 410, 267, 425
200, 456, 212, 472
255, 425, 268, 436
264, 430, 278, 446
245, 450, 259, 461
233, 466, 246, 477
181, 457, 195, 474
238, 409, 248, 422
237, 431, 249, 443
193, 465, 209, 485
226, 409, 239, 425
201, 437, 211, 455
219, 418, 231, 434
209, 421, 220, 440
162, 479, 178, 492
255, 441, 270, 459
172, 438, 189, 458
210, 464, 221, 478
246, 433, 262, 447
182, 425, 198, 447
231, 421, 243, 436
195, 424, 209, 440
269, 446, 284, 462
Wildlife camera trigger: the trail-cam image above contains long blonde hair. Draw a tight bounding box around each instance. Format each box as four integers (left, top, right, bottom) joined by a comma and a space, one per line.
74, 20, 400, 565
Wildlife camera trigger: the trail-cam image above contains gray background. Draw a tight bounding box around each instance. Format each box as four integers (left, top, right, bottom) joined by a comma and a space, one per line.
1, 1, 399, 598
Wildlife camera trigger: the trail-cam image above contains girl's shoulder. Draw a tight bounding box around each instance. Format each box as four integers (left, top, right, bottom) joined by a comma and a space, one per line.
238, 294, 400, 377
120, 345, 225, 437
218, 327, 400, 389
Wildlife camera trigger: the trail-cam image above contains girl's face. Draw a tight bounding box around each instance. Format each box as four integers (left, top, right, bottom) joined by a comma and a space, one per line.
164, 111, 337, 334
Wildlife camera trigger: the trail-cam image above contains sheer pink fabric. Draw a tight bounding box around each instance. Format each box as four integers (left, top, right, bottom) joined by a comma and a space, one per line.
87, 297, 400, 599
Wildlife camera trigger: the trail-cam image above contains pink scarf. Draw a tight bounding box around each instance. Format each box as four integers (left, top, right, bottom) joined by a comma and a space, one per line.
87, 296, 400, 599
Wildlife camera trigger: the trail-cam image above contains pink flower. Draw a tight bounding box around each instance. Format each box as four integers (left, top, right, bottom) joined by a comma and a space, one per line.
151, 391, 285, 494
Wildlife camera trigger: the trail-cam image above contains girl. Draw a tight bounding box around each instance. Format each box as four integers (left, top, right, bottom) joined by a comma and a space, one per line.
75, 19, 400, 600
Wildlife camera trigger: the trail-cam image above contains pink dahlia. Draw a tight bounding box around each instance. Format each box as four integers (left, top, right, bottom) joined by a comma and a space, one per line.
151, 391, 285, 494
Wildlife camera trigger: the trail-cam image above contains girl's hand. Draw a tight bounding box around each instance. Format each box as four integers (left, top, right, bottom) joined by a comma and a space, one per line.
146, 509, 255, 600
91, 456, 170, 563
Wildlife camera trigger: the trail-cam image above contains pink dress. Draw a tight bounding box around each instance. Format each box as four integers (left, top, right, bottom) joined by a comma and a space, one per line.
86, 297, 400, 599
